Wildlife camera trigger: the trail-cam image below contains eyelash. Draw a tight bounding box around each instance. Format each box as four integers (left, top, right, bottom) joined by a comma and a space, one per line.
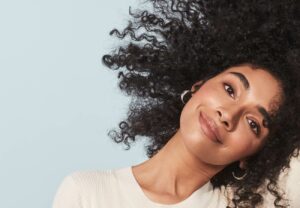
223, 83, 261, 135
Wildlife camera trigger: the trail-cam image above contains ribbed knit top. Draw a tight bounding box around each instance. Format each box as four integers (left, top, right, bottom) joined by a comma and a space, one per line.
52, 166, 228, 208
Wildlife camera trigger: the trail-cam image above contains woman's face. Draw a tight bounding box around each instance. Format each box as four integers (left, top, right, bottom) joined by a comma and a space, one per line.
179, 64, 283, 166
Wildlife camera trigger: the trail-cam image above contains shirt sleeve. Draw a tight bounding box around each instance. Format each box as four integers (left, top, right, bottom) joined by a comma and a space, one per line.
52, 174, 83, 208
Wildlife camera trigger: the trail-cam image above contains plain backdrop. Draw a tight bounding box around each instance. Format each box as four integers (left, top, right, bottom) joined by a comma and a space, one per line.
0, 0, 150, 208
2, 1, 300, 208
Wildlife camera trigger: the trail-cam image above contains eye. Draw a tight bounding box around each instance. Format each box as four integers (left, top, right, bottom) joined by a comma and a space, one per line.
247, 118, 261, 136
224, 83, 235, 98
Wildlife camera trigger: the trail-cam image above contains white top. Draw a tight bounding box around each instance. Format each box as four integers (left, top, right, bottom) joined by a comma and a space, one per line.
52, 166, 228, 208
52, 157, 300, 208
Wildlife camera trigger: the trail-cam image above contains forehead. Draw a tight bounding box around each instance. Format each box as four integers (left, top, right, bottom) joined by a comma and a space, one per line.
218, 65, 283, 114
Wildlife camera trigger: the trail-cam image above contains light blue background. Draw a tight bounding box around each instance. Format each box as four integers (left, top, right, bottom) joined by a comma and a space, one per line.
0, 1, 149, 207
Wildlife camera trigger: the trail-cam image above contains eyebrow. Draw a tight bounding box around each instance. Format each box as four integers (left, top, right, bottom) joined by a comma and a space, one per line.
229, 71, 271, 128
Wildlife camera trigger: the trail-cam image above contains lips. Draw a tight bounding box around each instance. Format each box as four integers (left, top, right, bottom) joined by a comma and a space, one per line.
199, 112, 222, 144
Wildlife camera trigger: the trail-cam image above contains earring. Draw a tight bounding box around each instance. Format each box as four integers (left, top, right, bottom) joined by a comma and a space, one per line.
232, 170, 247, 180
181, 81, 205, 104
180, 90, 191, 104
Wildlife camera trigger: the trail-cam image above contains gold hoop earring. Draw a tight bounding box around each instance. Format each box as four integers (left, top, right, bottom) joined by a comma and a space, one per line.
232, 170, 247, 180
180, 90, 191, 104
181, 81, 204, 104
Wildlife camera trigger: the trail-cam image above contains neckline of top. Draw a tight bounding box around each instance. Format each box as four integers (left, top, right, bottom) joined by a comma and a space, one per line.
116, 166, 214, 207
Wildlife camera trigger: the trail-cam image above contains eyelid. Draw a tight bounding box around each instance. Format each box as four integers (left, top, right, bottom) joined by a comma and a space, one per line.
223, 82, 236, 98
247, 116, 261, 136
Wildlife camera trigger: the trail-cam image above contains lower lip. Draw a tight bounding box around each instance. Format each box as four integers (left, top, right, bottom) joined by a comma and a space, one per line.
199, 112, 219, 144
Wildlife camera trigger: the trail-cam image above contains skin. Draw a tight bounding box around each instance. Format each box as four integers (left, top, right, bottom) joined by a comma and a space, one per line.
131, 64, 283, 205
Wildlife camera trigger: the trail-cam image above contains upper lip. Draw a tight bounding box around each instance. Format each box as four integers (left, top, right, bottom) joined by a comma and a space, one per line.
201, 112, 222, 144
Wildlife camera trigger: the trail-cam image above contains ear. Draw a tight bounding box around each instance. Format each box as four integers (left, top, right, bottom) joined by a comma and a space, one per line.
239, 159, 248, 169
191, 80, 204, 93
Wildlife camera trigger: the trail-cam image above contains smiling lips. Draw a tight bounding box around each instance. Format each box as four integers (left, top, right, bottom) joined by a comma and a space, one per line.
199, 112, 222, 144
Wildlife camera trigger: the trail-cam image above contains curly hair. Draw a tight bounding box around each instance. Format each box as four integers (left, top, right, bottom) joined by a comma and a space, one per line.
101, 0, 300, 207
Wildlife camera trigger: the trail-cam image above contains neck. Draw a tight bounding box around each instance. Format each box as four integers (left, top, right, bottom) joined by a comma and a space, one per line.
132, 130, 226, 198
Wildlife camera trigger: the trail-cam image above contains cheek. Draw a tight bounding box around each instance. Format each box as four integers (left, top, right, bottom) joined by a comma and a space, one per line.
179, 100, 200, 140
179, 84, 217, 140
195, 82, 229, 108
227, 131, 257, 160
179, 100, 226, 165
197, 84, 220, 101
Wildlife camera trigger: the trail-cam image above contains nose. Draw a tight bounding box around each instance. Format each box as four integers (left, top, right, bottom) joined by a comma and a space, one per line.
217, 105, 242, 131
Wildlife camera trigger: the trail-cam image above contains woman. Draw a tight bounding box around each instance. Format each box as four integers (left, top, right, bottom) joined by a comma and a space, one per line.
53, 0, 300, 207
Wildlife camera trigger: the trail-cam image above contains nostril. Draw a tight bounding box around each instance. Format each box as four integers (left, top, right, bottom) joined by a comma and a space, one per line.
224, 121, 229, 127
217, 110, 230, 128
217, 110, 229, 127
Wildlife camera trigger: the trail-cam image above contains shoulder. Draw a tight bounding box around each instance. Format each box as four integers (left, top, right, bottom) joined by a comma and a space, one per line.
266, 155, 300, 207
59, 167, 125, 196
284, 155, 300, 207
66, 169, 117, 189
52, 167, 127, 208
253, 155, 300, 207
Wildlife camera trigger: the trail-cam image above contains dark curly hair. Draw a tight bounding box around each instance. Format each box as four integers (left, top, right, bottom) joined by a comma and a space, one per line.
101, 0, 300, 207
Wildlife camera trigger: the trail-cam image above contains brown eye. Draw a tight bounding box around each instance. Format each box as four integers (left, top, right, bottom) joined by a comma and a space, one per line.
224, 83, 235, 98
247, 118, 261, 135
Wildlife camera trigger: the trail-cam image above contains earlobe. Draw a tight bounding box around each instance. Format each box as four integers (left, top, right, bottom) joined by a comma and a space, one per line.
239, 160, 248, 169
